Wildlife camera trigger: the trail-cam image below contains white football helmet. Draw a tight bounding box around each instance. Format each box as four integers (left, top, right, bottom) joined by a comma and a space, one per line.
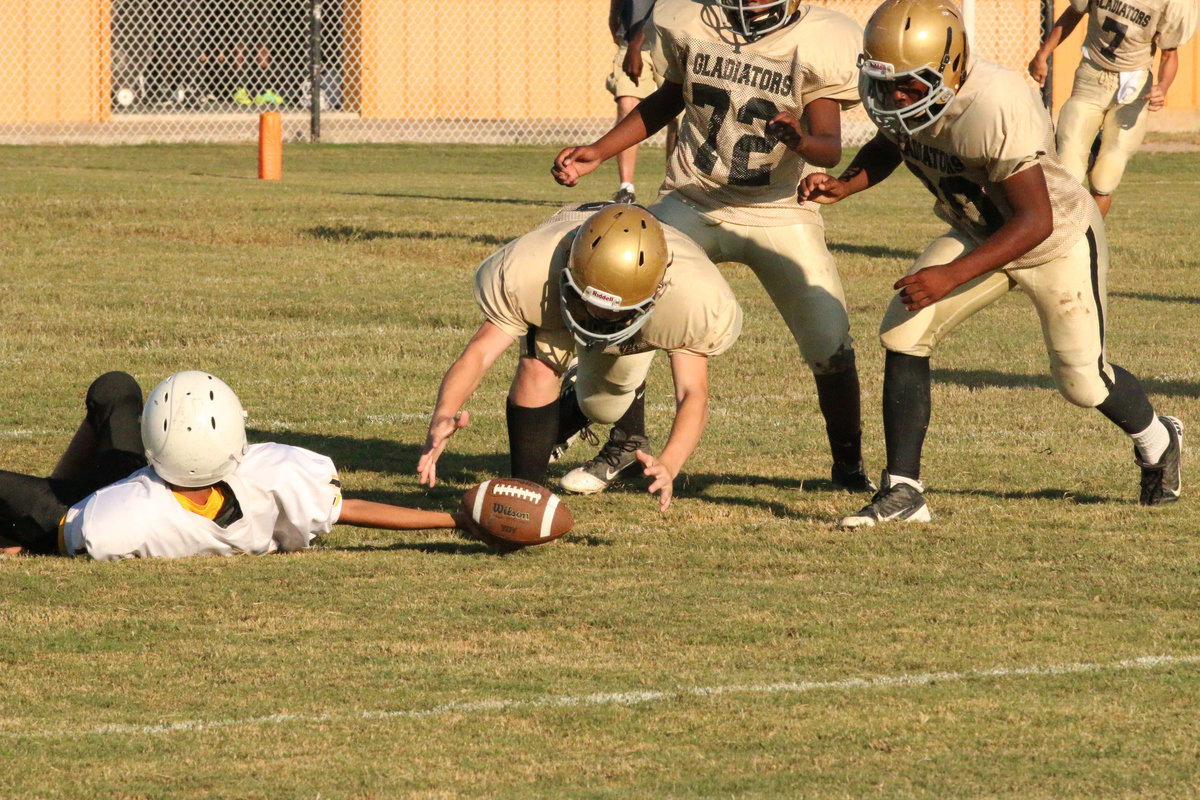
141, 371, 248, 487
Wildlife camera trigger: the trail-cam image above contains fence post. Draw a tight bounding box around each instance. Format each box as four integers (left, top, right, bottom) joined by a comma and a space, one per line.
309, 0, 323, 142
1041, 0, 1054, 109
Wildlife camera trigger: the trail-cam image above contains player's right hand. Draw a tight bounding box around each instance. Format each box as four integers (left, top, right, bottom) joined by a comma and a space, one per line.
1027, 56, 1048, 87
622, 47, 644, 83
798, 172, 848, 204
552, 146, 603, 187
418, 410, 470, 487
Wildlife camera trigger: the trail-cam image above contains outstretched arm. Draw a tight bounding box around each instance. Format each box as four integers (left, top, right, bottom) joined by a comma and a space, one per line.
552, 81, 685, 186
798, 131, 904, 204
1029, 7, 1085, 86
419, 321, 515, 487
337, 499, 466, 530
636, 351, 709, 512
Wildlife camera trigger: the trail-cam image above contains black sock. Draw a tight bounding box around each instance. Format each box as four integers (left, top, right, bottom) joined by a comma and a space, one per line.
556, 383, 590, 444
1095, 364, 1155, 434
507, 398, 559, 484
883, 351, 931, 481
814, 354, 862, 467
613, 382, 647, 439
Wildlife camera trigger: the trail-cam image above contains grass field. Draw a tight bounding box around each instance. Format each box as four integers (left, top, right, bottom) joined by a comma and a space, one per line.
1, 142, 1198, 799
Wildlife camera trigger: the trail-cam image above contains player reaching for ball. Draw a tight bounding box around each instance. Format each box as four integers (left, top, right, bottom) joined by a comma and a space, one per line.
0, 371, 473, 560
798, 0, 1182, 528
552, 0, 876, 494
419, 202, 742, 511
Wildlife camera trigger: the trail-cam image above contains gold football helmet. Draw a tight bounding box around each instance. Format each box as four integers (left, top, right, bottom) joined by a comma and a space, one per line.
715, 0, 803, 40
858, 0, 970, 136
560, 204, 669, 349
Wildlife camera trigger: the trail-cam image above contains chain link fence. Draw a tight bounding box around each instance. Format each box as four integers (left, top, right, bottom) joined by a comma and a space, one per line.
0, 0, 1047, 145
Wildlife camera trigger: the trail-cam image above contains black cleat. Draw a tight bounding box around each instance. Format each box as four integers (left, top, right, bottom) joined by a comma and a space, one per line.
831, 462, 878, 493
560, 427, 649, 494
1137, 416, 1183, 506
837, 471, 931, 529
612, 186, 637, 205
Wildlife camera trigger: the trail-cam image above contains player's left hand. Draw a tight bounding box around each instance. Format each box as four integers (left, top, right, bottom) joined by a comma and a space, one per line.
636, 449, 675, 512
766, 112, 804, 152
1148, 83, 1166, 111
622, 47, 644, 83
894, 264, 959, 311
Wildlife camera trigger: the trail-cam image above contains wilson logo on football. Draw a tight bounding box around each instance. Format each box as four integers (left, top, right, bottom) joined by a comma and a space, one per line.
492, 483, 544, 504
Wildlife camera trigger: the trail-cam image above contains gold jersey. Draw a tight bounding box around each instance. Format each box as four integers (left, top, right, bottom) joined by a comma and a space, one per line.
474, 202, 743, 357
881, 59, 1092, 270
652, 0, 861, 226
1071, 0, 1198, 72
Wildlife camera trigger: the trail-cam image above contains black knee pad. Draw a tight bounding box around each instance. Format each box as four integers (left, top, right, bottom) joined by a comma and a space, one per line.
86, 371, 143, 412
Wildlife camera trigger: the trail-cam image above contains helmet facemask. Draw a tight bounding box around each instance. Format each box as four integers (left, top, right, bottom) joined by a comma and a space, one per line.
559, 268, 659, 349
714, 0, 800, 40
858, 55, 958, 137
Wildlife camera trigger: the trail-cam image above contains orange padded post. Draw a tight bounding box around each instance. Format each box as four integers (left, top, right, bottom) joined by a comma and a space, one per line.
258, 112, 282, 180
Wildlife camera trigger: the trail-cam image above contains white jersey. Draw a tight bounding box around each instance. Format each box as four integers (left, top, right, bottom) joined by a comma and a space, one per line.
62, 443, 343, 561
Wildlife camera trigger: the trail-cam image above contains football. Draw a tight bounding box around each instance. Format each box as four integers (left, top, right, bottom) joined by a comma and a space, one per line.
460, 479, 573, 550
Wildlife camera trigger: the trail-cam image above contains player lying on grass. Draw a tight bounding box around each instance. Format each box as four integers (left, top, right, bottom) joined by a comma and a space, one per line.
0, 371, 466, 559
796, 0, 1183, 528
419, 202, 742, 511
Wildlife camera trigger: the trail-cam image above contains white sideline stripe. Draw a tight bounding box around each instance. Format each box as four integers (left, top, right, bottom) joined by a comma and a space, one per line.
3, 654, 1197, 741
472, 479, 490, 523
541, 494, 560, 539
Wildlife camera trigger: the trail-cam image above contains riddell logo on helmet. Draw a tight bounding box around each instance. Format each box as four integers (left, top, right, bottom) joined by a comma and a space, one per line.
583, 286, 622, 308
861, 58, 895, 77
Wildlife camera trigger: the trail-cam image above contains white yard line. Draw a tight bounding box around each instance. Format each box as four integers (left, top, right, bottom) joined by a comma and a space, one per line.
5, 653, 1198, 740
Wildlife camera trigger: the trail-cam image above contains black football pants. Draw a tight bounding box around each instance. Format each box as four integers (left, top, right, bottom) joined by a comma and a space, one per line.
0, 371, 146, 554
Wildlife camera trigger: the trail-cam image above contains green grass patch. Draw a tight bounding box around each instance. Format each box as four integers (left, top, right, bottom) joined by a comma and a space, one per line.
0, 143, 1197, 798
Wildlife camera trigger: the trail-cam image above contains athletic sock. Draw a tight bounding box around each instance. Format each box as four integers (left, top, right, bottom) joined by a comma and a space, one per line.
813, 354, 863, 467
887, 472, 924, 492
506, 398, 559, 484
1131, 417, 1170, 465
618, 181, 635, 193
883, 351, 931, 481
613, 382, 647, 439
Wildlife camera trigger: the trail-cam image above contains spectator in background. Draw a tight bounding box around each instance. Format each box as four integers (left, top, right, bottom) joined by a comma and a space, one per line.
607, 0, 676, 204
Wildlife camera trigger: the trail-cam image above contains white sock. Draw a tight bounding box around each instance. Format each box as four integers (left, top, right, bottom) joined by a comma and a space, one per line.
618, 182, 635, 192
887, 472, 924, 492
1132, 417, 1169, 464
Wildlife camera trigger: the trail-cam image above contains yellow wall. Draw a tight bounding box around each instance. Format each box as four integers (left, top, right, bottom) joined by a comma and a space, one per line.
1050, 0, 1200, 129
0, 0, 110, 124
357, 0, 614, 121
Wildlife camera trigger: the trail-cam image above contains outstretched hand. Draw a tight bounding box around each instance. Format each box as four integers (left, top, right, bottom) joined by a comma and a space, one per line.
551, 146, 603, 187
418, 410, 470, 487
636, 449, 675, 512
